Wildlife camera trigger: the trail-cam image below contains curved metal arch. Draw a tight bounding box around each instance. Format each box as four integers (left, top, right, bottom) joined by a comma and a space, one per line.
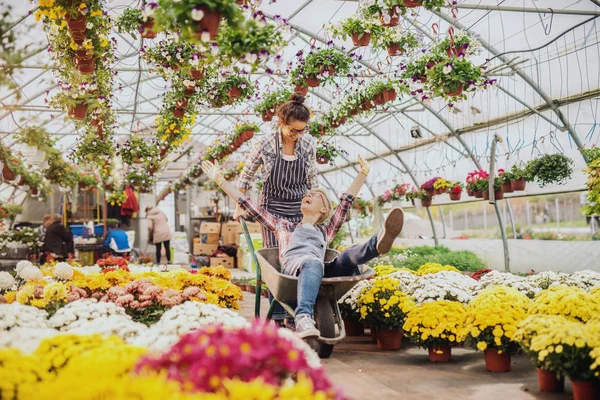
430, 10, 588, 161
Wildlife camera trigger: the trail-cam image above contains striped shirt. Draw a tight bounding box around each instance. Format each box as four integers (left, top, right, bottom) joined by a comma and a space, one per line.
238, 193, 355, 263
237, 132, 320, 191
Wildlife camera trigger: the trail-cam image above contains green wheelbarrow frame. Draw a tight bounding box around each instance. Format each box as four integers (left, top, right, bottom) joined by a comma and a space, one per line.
240, 218, 375, 358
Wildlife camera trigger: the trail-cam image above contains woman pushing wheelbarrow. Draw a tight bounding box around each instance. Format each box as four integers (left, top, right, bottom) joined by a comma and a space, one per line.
201, 155, 404, 339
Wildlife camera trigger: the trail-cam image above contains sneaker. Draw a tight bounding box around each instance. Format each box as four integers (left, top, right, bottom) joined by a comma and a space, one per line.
294, 314, 320, 339
377, 208, 404, 255
285, 318, 296, 331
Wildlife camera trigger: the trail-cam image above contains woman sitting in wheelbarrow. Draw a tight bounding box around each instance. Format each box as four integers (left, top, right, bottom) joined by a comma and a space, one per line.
201, 157, 404, 339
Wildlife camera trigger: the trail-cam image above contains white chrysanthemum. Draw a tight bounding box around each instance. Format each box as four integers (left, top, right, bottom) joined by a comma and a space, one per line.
407, 271, 477, 304
0, 271, 16, 291
0, 327, 59, 354
277, 325, 321, 369
15, 260, 33, 275
19, 265, 43, 282
0, 303, 49, 331
476, 270, 540, 298
53, 262, 74, 280
49, 299, 127, 331
67, 315, 147, 341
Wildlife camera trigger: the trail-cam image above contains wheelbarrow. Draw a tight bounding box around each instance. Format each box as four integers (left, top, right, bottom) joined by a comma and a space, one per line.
240, 218, 375, 358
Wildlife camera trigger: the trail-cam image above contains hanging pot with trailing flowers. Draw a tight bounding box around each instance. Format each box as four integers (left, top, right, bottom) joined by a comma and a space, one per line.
403, 0, 424, 7
190, 68, 204, 80
351, 31, 371, 46
305, 76, 320, 87
191, 6, 222, 40
139, 18, 157, 39
68, 103, 88, 120
295, 84, 308, 95
449, 183, 462, 201
2, 163, 15, 181
317, 155, 329, 165
379, 6, 400, 27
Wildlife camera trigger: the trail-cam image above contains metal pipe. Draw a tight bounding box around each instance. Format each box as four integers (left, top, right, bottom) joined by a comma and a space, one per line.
439, 206, 447, 239
506, 199, 518, 239
489, 133, 510, 272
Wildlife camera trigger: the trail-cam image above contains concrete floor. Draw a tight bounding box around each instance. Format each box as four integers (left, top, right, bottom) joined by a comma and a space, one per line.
238, 292, 575, 400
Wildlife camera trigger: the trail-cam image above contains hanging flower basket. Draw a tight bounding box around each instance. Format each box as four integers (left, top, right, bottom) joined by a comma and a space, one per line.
473, 190, 483, 198
295, 84, 308, 95
374, 93, 386, 105
227, 86, 242, 100
510, 178, 527, 191
484, 349, 511, 372
192, 7, 221, 40
104, 183, 114, 191
317, 155, 329, 165
320, 65, 335, 76
376, 327, 402, 350
383, 88, 397, 102
447, 45, 464, 58
173, 108, 185, 118
343, 317, 365, 337
31, 188, 38, 196
305, 76, 320, 87
570, 380, 599, 400
68, 103, 88, 120
387, 43, 404, 56
76, 49, 93, 60
536, 369, 564, 393
351, 32, 371, 47
424, 188, 435, 197
66, 14, 87, 33
140, 19, 157, 39
379, 7, 400, 27
242, 129, 255, 141
449, 191, 461, 201
184, 88, 196, 98
403, 0, 424, 7
190, 68, 204, 80
2, 164, 15, 181
420, 197, 432, 207
75, 58, 96, 74
444, 83, 464, 97
261, 112, 273, 122
428, 344, 452, 362
350, 108, 359, 116
176, 98, 189, 108
501, 182, 513, 193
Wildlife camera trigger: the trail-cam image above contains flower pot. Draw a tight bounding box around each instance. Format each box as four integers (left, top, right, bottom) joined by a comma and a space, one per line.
140, 19, 157, 39
374, 93, 386, 105
343, 317, 365, 337
76, 49, 93, 60
449, 191, 461, 201
482, 190, 489, 200
370, 326, 377, 342
379, 8, 400, 27
190, 68, 204, 80
494, 189, 504, 200
69, 103, 88, 120
317, 155, 329, 165
418, 75, 427, 83
438, 187, 448, 194
425, 188, 435, 197
2, 164, 15, 181
176, 98, 189, 108
383, 88, 397, 102
173, 108, 185, 118
484, 349, 511, 372
444, 83, 464, 97
467, 189, 474, 196
184, 88, 195, 97
192, 7, 221, 40
510, 178, 526, 191
306, 77, 320, 87
351, 31, 371, 47
66, 14, 87, 33
376, 327, 402, 350
242, 129, 255, 141
248, 285, 256, 294
261, 112, 273, 122
350, 108, 359, 116
420, 197, 432, 207
571, 380, 599, 400
403, 0, 423, 7
387, 43, 404, 56
447, 45, 464, 58
320, 65, 335, 76
75, 58, 96, 74
501, 182, 513, 193
228, 86, 242, 99
295, 85, 308, 95
536, 368, 564, 393
133, 156, 143, 164
473, 190, 483, 198
428, 344, 451, 362
30, 188, 38, 196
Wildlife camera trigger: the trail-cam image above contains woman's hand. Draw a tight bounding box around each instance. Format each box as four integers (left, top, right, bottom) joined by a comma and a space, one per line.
233, 203, 246, 221
358, 154, 370, 176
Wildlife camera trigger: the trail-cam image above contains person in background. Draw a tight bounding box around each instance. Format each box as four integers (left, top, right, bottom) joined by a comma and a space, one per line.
146, 205, 172, 264
234, 92, 319, 324
42, 214, 74, 262
100, 222, 131, 255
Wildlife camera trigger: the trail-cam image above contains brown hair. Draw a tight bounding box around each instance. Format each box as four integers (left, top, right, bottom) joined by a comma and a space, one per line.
276, 92, 310, 125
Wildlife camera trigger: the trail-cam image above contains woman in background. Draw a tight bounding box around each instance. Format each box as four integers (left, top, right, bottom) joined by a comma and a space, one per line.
146, 206, 172, 264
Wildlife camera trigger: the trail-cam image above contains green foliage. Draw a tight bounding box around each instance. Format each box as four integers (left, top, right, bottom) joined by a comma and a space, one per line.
254, 89, 292, 114
426, 58, 482, 100
525, 154, 574, 187
375, 245, 486, 272
329, 224, 348, 249
303, 48, 353, 83
326, 17, 384, 45
507, 163, 531, 181
115, 8, 143, 37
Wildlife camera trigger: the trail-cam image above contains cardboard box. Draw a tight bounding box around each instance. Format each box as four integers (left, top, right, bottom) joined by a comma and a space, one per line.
193, 243, 218, 256
200, 222, 221, 234
244, 222, 261, 234
193, 237, 201, 244
210, 256, 234, 269
222, 221, 241, 245
200, 233, 219, 245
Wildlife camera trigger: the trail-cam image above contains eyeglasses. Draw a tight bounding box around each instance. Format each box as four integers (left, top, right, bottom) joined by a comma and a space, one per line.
305, 192, 326, 206
285, 125, 307, 135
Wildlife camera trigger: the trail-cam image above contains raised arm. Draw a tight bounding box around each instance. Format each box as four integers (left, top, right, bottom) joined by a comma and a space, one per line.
201, 161, 280, 232
345, 154, 369, 197
237, 138, 264, 191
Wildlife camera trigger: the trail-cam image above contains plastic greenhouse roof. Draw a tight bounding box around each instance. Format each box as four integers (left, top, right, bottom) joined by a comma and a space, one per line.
1, 0, 600, 202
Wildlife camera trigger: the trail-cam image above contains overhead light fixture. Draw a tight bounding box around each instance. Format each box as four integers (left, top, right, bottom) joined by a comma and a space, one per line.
410, 126, 422, 139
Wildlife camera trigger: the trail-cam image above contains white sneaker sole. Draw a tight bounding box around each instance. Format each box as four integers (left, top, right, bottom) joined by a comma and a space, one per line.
377, 208, 404, 255
296, 328, 320, 339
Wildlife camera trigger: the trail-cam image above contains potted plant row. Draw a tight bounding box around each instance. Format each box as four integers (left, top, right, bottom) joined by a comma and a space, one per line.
254, 89, 292, 122
289, 47, 353, 89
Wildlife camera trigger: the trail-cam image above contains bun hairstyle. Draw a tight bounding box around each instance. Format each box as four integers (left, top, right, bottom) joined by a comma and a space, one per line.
276, 92, 310, 125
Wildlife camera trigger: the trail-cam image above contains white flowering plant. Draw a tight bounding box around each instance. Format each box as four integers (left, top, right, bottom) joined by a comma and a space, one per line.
338, 279, 373, 320
476, 270, 541, 299
66, 314, 148, 342
0, 271, 16, 294
48, 299, 127, 331
406, 271, 477, 305
0, 303, 49, 332
0, 327, 59, 354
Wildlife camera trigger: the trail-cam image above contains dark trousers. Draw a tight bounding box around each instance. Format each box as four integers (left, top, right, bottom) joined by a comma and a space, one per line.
155, 240, 171, 264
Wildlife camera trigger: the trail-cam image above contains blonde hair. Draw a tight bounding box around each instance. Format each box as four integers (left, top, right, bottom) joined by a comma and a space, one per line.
310, 188, 332, 224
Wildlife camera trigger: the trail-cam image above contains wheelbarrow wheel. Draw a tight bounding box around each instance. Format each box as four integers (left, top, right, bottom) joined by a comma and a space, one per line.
314, 296, 335, 359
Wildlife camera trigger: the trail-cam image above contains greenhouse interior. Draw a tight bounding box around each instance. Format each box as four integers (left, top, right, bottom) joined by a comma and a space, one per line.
1, 0, 600, 398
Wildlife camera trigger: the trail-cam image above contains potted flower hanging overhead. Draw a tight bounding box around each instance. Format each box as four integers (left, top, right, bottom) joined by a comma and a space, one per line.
377, 29, 419, 56
115, 5, 159, 39
254, 89, 292, 122
326, 17, 383, 47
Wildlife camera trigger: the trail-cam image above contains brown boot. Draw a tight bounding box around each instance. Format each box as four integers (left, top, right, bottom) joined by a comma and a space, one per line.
376, 208, 404, 255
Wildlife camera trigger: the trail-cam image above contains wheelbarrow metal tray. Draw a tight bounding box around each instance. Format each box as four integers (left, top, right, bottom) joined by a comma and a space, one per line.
255, 248, 375, 304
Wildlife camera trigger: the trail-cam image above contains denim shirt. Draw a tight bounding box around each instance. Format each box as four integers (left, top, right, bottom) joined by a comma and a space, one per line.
237, 131, 320, 191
